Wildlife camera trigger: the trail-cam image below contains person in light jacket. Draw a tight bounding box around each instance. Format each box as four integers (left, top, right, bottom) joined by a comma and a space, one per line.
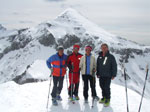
79, 45, 99, 103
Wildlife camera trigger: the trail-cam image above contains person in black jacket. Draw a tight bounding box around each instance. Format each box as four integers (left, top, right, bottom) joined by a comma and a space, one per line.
96, 43, 117, 107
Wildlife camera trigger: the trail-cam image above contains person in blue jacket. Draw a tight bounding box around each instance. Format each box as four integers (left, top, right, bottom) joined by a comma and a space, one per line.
46, 46, 67, 106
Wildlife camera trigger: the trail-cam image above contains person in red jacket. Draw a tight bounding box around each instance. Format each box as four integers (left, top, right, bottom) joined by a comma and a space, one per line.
67, 44, 83, 100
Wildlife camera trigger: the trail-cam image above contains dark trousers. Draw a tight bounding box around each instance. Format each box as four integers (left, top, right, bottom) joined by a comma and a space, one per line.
99, 77, 111, 99
82, 75, 97, 99
68, 83, 79, 97
51, 76, 64, 98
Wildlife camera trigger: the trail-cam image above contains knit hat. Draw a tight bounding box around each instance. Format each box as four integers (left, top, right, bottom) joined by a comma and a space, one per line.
57, 46, 64, 50
85, 45, 92, 51
73, 44, 80, 50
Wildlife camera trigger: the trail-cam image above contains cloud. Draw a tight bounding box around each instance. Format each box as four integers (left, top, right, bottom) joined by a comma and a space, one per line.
19, 21, 33, 24
45, 0, 65, 2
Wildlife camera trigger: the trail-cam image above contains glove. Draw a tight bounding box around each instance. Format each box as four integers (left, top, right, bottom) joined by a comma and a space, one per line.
49, 74, 52, 77
50, 68, 53, 74
97, 74, 100, 78
69, 69, 73, 73
111, 77, 115, 80
92, 69, 96, 77
78, 68, 81, 73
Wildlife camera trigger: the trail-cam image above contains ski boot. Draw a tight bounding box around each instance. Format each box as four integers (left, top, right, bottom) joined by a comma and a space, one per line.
69, 96, 75, 104
99, 97, 105, 103
104, 99, 110, 107
75, 96, 80, 100
84, 98, 88, 103
93, 96, 100, 101
52, 98, 58, 106
56, 94, 62, 101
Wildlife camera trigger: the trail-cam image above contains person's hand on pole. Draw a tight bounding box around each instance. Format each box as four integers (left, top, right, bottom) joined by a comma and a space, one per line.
111, 77, 115, 80
50, 68, 53, 77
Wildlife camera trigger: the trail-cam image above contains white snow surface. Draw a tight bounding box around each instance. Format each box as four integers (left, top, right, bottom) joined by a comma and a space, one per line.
0, 79, 150, 112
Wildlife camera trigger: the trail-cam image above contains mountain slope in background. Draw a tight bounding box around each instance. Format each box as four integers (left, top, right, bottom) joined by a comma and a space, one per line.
0, 8, 150, 99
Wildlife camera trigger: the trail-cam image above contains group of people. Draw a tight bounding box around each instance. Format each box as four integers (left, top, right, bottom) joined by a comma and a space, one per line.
46, 43, 117, 107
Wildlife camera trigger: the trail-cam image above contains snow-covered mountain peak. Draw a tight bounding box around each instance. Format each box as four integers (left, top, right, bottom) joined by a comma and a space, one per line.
51, 8, 144, 49
55, 8, 86, 24
54, 8, 115, 39
0, 24, 6, 31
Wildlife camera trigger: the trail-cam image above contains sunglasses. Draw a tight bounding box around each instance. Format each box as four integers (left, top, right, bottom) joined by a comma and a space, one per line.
86, 49, 91, 51
58, 48, 64, 50
74, 47, 79, 50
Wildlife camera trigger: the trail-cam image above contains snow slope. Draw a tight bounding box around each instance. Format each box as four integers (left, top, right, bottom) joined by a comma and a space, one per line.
0, 79, 150, 112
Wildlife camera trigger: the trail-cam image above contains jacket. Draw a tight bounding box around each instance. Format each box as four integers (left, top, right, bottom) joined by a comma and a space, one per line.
67, 52, 83, 73
96, 51, 117, 78
79, 54, 96, 75
46, 53, 67, 77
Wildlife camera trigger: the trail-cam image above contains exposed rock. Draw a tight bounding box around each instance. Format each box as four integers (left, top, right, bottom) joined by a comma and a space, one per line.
38, 33, 56, 46
18, 28, 28, 35
57, 34, 80, 49
79, 38, 95, 50
13, 65, 46, 84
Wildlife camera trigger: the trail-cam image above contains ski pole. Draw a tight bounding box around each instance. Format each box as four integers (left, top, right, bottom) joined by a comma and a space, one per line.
138, 64, 149, 112
123, 65, 129, 112
91, 69, 95, 108
66, 69, 69, 93
71, 63, 74, 98
46, 73, 52, 111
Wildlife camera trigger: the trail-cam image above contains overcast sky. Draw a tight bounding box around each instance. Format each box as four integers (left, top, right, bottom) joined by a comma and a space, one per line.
0, 0, 150, 45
